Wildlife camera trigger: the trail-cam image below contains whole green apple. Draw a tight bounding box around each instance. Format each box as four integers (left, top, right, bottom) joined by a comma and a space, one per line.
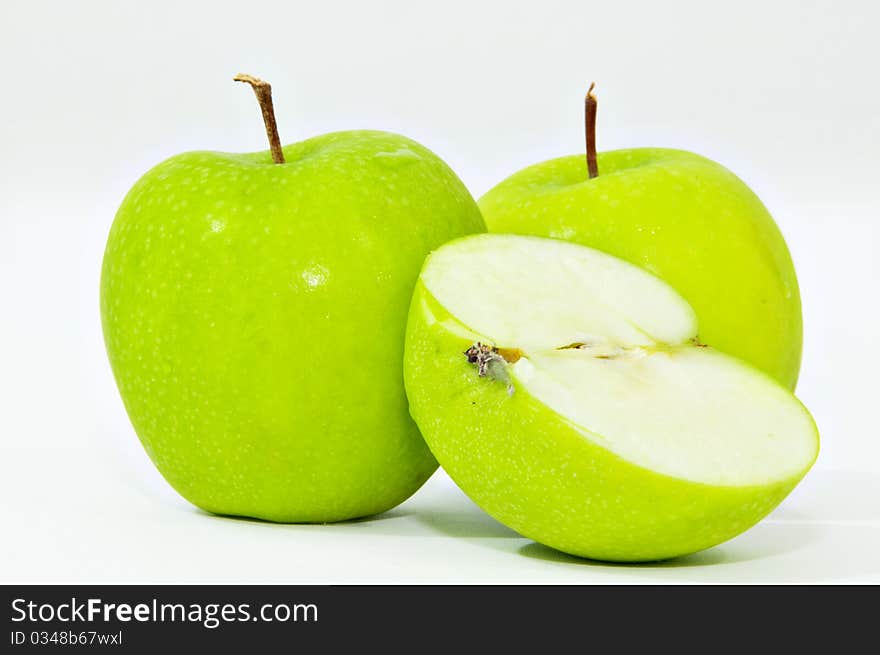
404, 234, 818, 561
101, 75, 485, 522
479, 89, 802, 389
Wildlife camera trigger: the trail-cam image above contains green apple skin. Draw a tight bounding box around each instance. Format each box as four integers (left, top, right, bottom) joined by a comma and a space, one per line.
101, 130, 485, 522
404, 283, 817, 562
478, 149, 802, 389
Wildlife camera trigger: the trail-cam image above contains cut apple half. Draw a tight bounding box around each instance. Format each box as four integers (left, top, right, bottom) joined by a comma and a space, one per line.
404, 234, 818, 561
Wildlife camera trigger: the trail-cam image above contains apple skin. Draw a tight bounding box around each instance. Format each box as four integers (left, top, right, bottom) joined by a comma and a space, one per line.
101, 130, 485, 522
404, 283, 817, 561
478, 149, 802, 389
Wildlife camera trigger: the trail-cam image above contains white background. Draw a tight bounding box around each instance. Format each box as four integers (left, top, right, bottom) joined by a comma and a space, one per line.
1, 1, 878, 583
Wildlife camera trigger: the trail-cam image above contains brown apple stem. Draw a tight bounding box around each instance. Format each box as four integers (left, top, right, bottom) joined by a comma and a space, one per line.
234, 73, 285, 164
585, 82, 599, 179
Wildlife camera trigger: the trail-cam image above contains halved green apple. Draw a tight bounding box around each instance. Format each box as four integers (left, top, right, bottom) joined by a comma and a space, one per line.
404, 234, 818, 561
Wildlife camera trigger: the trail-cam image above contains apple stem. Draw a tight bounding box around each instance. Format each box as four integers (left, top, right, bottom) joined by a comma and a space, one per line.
234, 73, 286, 164
585, 82, 599, 179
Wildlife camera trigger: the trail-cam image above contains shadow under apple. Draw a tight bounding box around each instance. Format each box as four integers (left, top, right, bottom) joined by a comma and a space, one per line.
192, 470, 880, 581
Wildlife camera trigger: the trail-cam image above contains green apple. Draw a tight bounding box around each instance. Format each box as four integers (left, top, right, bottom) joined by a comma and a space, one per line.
479, 112, 802, 389
100, 75, 485, 522
404, 234, 818, 561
